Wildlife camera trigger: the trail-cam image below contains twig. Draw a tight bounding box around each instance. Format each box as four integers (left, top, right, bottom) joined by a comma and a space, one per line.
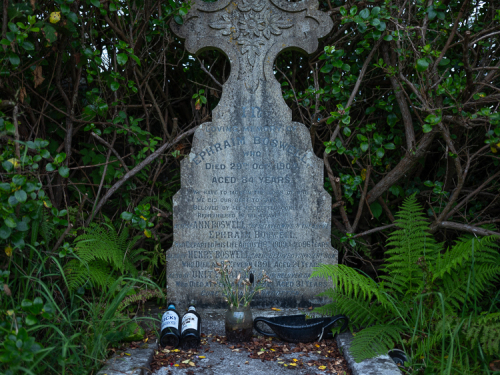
91, 132, 130, 172
89, 132, 117, 225
352, 224, 396, 239
436, 221, 500, 237
352, 167, 371, 232
51, 224, 74, 253
197, 58, 222, 87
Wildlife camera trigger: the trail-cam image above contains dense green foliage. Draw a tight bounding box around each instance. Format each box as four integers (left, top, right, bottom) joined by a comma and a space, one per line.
1, 0, 499, 372
313, 196, 500, 373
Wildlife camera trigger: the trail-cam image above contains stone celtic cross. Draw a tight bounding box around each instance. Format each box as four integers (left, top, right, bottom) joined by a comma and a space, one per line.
168, 0, 336, 308
171, 0, 332, 112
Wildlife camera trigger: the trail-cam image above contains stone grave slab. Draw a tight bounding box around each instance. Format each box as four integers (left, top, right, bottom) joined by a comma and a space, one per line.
167, 0, 336, 307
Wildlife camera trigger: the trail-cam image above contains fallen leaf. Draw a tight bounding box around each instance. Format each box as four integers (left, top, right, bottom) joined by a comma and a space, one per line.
33, 66, 45, 88
19, 87, 26, 103
271, 307, 281, 311
50, 12, 61, 24
293, 358, 298, 362
189, 362, 195, 366
199, 356, 205, 359
318, 365, 327, 370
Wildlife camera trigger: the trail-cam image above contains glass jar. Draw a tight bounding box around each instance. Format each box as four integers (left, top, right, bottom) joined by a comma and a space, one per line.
225, 305, 253, 342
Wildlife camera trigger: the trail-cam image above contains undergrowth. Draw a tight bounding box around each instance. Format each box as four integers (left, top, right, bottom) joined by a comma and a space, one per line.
313, 196, 500, 374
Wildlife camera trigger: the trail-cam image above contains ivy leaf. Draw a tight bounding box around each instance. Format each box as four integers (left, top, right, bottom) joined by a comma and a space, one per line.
117, 53, 128, 65
343, 127, 351, 136
339, 6, 347, 16
321, 64, 333, 73
387, 113, 398, 126
376, 148, 385, 158
4, 217, 17, 228
8, 52, 20, 66
370, 18, 380, 26
42, 25, 58, 43
373, 133, 384, 145
371, 7, 380, 16
121, 212, 133, 220
174, 15, 183, 25
423, 124, 433, 133
370, 201, 383, 219
0, 225, 11, 239
14, 190, 27, 203
58, 166, 70, 178
384, 143, 395, 150
376, 21, 386, 31
357, 23, 367, 33
22, 41, 35, 51
46, 163, 56, 172
427, 6, 437, 20
360, 142, 369, 152
359, 8, 370, 19
90, 0, 100, 7
110, 82, 119, 91
439, 58, 450, 66
25, 315, 39, 326
416, 58, 429, 72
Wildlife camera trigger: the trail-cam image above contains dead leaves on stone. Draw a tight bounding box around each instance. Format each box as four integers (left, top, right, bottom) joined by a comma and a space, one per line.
151, 333, 210, 371
240, 336, 350, 373
151, 332, 351, 374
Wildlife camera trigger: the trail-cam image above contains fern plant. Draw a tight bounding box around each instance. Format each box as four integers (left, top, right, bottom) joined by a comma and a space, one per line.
313, 196, 500, 372
64, 223, 146, 290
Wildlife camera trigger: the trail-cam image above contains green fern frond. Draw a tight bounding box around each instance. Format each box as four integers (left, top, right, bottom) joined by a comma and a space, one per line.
432, 236, 500, 281
315, 289, 388, 329
350, 324, 403, 362
464, 313, 500, 356
65, 223, 139, 290
311, 264, 387, 304
381, 196, 441, 295
40, 209, 55, 248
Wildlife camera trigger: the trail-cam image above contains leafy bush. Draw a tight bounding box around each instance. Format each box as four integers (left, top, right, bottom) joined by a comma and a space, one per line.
313, 196, 500, 373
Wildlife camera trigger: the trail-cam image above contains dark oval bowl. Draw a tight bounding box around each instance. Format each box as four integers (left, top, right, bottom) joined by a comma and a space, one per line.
253, 314, 348, 343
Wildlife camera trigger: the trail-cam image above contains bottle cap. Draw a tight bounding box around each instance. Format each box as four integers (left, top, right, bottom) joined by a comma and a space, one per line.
188, 305, 196, 311
167, 303, 176, 310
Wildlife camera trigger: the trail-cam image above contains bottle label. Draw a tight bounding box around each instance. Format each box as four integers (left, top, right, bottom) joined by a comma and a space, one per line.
161, 311, 178, 331
182, 313, 198, 332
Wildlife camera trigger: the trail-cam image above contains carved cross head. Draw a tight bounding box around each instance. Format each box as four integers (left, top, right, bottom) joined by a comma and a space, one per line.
171, 0, 332, 95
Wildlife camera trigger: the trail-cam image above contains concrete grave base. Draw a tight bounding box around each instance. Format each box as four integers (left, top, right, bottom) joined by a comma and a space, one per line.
103, 307, 401, 375
336, 331, 402, 375
96, 341, 158, 375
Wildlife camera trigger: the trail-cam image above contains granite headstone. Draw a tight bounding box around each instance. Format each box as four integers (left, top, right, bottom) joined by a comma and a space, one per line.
167, 0, 336, 307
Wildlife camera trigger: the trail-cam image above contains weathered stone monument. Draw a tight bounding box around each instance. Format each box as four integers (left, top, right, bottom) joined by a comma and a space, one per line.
167, 0, 336, 307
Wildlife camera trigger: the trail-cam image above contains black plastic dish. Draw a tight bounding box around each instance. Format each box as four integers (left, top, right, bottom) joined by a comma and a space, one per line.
253, 314, 348, 343
388, 349, 409, 367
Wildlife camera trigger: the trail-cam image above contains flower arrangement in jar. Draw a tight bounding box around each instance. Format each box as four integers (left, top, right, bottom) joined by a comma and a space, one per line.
211, 260, 272, 342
